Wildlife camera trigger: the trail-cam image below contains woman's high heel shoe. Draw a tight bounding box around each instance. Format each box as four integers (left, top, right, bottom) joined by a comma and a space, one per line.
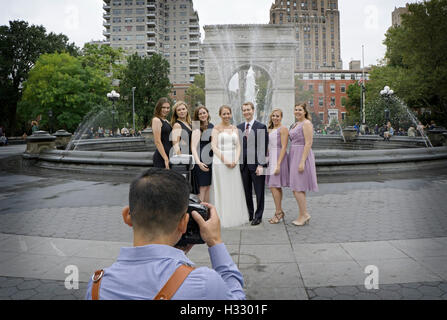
269, 211, 285, 224
291, 215, 311, 226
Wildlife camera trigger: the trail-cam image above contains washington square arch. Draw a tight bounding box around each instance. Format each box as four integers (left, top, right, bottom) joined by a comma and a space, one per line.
202, 24, 298, 126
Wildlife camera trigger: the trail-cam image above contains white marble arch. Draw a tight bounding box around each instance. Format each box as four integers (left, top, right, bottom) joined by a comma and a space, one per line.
202, 24, 298, 127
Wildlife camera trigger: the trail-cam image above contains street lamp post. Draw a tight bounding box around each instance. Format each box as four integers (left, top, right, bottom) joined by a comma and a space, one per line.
380, 86, 394, 124
48, 109, 53, 134
132, 87, 136, 134
107, 90, 120, 137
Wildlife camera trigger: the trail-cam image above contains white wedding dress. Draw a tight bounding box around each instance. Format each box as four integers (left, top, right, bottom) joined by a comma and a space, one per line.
210, 131, 249, 228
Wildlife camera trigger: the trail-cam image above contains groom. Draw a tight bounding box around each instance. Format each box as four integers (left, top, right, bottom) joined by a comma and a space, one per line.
238, 102, 269, 226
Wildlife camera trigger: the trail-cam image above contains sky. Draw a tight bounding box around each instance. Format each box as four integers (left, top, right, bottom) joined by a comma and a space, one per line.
1, 0, 419, 69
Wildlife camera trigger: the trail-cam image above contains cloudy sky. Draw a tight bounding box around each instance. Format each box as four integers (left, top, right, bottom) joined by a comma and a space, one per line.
1, 0, 418, 69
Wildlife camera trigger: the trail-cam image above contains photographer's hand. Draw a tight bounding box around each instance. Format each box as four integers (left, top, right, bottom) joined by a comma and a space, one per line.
191, 203, 222, 248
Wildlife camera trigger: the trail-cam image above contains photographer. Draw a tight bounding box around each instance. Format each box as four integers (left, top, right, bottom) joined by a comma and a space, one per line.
85, 168, 245, 300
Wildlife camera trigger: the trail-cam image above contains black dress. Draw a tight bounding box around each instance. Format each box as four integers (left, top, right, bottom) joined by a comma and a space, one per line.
153, 118, 172, 168
176, 121, 200, 194
192, 123, 214, 187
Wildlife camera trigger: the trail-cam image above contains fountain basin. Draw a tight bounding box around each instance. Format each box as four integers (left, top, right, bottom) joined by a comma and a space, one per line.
22, 149, 154, 175
53, 130, 72, 149
25, 131, 56, 157
427, 126, 447, 147
313, 135, 428, 150
342, 126, 358, 142
69, 137, 152, 152
23, 145, 447, 177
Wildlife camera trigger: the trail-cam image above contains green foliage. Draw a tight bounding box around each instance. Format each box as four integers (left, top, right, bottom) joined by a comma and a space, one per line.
185, 84, 205, 109
365, 96, 413, 130
193, 74, 205, 90
376, 0, 447, 125
119, 53, 171, 128
80, 43, 125, 81
344, 83, 362, 125
18, 53, 111, 133
0, 20, 79, 135
329, 117, 341, 130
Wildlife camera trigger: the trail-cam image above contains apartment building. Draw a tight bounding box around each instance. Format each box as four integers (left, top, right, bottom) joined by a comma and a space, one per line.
103, 0, 203, 85
296, 65, 370, 124
269, 0, 342, 70
392, 4, 409, 27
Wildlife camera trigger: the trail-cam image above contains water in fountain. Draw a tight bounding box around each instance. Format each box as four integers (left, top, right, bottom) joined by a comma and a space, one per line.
206, 25, 275, 125
369, 94, 434, 148
228, 66, 272, 123
393, 96, 433, 148
65, 108, 111, 151
333, 117, 346, 142
244, 66, 257, 118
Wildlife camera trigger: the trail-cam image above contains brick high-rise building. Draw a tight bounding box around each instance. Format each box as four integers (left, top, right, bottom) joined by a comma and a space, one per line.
103, 0, 203, 85
269, 0, 342, 70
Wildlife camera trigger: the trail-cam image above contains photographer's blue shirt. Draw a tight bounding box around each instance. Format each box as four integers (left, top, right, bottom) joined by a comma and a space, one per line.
85, 243, 245, 300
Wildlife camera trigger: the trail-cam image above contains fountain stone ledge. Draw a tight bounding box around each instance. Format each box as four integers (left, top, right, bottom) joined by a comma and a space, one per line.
22, 145, 447, 177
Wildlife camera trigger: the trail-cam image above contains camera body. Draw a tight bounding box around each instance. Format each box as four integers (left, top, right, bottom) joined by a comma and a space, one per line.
175, 194, 210, 247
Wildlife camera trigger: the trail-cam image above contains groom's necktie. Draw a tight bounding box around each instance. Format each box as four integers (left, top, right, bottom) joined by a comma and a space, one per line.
245, 123, 250, 138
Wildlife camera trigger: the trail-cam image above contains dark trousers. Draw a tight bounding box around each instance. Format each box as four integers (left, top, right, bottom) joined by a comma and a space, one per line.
240, 165, 265, 220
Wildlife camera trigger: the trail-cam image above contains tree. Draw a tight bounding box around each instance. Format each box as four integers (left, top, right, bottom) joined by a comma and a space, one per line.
80, 43, 125, 81
119, 53, 171, 128
17, 53, 111, 133
193, 74, 205, 91
185, 74, 205, 110
185, 84, 205, 109
0, 20, 79, 135
380, 0, 447, 125
364, 95, 413, 130
344, 83, 362, 125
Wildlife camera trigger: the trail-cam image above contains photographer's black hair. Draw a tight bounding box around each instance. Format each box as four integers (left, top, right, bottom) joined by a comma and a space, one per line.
129, 168, 190, 237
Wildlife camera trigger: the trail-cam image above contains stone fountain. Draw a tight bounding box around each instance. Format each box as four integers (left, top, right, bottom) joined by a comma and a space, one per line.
22, 24, 447, 177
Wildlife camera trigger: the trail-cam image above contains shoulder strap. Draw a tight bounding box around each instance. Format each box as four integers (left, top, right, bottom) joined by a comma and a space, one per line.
154, 264, 195, 300
91, 269, 104, 300
91, 264, 195, 300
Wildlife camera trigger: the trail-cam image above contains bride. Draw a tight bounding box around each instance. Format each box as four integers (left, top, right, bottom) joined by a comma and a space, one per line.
209, 105, 249, 228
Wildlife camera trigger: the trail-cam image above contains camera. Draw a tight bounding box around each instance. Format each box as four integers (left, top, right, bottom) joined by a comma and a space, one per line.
175, 194, 210, 247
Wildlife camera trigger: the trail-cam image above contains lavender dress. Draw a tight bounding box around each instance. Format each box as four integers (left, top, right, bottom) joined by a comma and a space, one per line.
288, 121, 319, 192
266, 127, 289, 188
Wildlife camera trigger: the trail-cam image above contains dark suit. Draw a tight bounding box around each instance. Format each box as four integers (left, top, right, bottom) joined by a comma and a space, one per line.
237, 120, 269, 221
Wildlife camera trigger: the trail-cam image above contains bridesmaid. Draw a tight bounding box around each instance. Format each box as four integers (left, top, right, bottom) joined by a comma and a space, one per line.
191, 106, 214, 203
151, 97, 172, 169
288, 103, 318, 226
171, 100, 199, 194
265, 109, 290, 224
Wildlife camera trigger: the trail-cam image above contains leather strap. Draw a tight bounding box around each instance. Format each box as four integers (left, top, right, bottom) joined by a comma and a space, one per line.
154, 264, 195, 300
91, 264, 195, 300
91, 269, 104, 300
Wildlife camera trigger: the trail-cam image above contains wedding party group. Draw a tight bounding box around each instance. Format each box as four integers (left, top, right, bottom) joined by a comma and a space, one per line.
151, 97, 319, 229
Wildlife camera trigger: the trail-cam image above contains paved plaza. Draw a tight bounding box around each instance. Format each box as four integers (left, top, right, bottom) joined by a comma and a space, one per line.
1, 145, 447, 300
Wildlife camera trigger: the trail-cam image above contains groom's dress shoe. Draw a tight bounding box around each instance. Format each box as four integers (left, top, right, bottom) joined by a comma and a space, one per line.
251, 218, 261, 226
